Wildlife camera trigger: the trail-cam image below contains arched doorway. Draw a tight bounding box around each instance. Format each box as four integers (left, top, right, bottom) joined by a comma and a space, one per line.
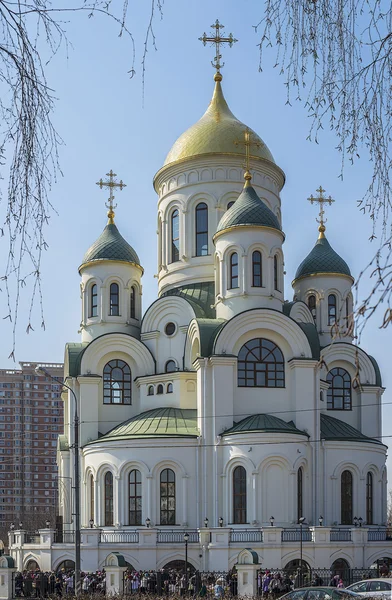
331, 559, 350, 584
56, 560, 75, 573
25, 560, 39, 572
162, 560, 196, 574
283, 559, 311, 588
370, 557, 392, 575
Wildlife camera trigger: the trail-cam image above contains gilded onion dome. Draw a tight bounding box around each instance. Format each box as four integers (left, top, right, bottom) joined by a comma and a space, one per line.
163, 74, 275, 167
293, 230, 352, 284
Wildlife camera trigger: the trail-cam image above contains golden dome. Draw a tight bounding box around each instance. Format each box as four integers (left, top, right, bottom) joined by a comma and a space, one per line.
163, 75, 275, 166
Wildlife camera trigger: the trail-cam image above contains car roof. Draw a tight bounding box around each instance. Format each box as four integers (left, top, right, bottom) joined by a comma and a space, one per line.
349, 579, 392, 584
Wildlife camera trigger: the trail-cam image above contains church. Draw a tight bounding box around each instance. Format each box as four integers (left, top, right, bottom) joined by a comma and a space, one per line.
10, 24, 389, 577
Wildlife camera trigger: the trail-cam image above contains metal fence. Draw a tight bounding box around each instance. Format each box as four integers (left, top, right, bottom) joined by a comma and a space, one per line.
156, 529, 199, 543
330, 529, 352, 542
100, 530, 139, 543
230, 529, 263, 543
281, 528, 312, 542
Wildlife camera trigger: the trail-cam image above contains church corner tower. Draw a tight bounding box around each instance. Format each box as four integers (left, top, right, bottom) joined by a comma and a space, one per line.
292, 187, 354, 346
78, 170, 144, 343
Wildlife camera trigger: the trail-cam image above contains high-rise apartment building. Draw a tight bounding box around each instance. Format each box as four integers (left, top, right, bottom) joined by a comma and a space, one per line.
0, 362, 64, 537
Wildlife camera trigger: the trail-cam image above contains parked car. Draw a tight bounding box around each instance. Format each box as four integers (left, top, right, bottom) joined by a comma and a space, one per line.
346, 579, 392, 597
281, 587, 362, 600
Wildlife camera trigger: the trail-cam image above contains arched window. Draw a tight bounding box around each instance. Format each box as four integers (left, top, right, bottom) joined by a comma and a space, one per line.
129, 469, 142, 525
252, 251, 262, 287
165, 360, 176, 373
227, 200, 235, 210
195, 202, 208, 256
327, 367, 351, 410
167, 383, 173, 394
238, 338, 285, 388
274, 255, 279, 291
147, 385, 154, 396
341, 470, 353, 525
328, 294, 337, 326
308, 295, 316, 322
104, 472, 113, 526
90, 284, 98, 318
160, 468, 176, 525
229, 252, 239, 289
157, 384, 164, 395
233, 466, 247, 524
103, 360, 132, 405
171, 209, 180, 263
90, 474, 94, 522
130, 286, 136, 319
297, 467, 303, 522
109, 283, 119, 316
366, 472, 373, 525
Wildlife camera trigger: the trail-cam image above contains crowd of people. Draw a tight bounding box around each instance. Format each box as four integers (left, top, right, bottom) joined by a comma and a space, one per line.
14, 570, 106, 597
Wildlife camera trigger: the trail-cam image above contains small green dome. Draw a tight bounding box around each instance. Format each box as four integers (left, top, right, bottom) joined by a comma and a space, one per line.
293, 233, 351, 283
89, 407, 199, 443
79, 222, 141, 272
214, 184, 282, 238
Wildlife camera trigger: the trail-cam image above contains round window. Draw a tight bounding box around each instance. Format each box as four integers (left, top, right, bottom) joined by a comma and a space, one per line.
165, 322, 176, 336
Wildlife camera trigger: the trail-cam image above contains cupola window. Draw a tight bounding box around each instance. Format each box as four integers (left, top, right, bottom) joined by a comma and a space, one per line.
238, 338, 285, 388
252, 251, 262, 287
160, 468, 176, 525
157, 384, 164, 395
103, 359, 131, 405
170, 209, 180, 263
274, 255, 279, 291
233, 465, 247, 524
109, 283, 119, 316
227, 200, 235, 210
308, 295, 316, 322
130, 286, 136, 319
167, 383, 173, 394
229, 252, 239, 289
326, 367, 351, 410
195, 202, 208, 256
328, 294, 337, 326
129, 469, 142, 526
147, 385, 154, 396
165, 360, 177, 373
90, 284, 98, 318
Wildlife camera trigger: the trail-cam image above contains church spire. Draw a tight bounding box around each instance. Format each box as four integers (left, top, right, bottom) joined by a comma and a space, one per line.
96, 169, 127, 224
307, 185, 335, 239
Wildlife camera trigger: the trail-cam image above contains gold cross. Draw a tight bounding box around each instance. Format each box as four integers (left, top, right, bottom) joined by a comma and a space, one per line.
96, 170, 126, 223
199, 20, 237, 75
234, 127, 261, 185
307, 185, 335, 235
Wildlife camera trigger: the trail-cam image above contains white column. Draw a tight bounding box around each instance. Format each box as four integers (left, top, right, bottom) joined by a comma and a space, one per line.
93, 478, 99, 526
146, 475, 153, 523
182, 475, 188, 525
114, 475, 120, 526
162, 219, 168, 266
251, 471, 258, 524
242, 252, 247, 294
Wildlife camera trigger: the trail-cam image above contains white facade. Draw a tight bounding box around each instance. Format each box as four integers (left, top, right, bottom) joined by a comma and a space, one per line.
11, 73, 390, 575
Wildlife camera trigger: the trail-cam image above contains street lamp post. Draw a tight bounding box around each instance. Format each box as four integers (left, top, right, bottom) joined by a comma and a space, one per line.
298, 516, 306, 587
35, 366, 81, 598
184, 532, 190, 594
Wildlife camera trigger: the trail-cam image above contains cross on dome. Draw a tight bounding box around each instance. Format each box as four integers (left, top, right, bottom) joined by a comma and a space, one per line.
199, 19, 237, 80
234, 127, 262, 186
308, 185, 335, 237
96, 170, 127, 224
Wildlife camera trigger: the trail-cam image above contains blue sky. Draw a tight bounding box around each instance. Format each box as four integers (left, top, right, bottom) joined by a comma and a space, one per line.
0, 1, 390, 473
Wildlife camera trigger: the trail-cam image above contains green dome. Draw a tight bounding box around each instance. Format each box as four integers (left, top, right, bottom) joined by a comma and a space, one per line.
79, 222, 141, 272
223, 413, 307, 437
214, 184, 282, 238
293, 233, 351, 282
89, 407, 199, 443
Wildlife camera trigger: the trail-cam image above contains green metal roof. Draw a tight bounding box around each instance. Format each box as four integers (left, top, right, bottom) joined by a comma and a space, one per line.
368, 355, 382, 387
161, 281, 216, 319
223, 414, 308, 437
293, 234, 351, 282
65, 342, 89, 377
88, 407, 199, 443
79, 222, 141, 272
320, 413, 383, 445
1, 556, 15, 568
297, 322, 320, 360
196, 318, 226, 357
215, 184, 282, 236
